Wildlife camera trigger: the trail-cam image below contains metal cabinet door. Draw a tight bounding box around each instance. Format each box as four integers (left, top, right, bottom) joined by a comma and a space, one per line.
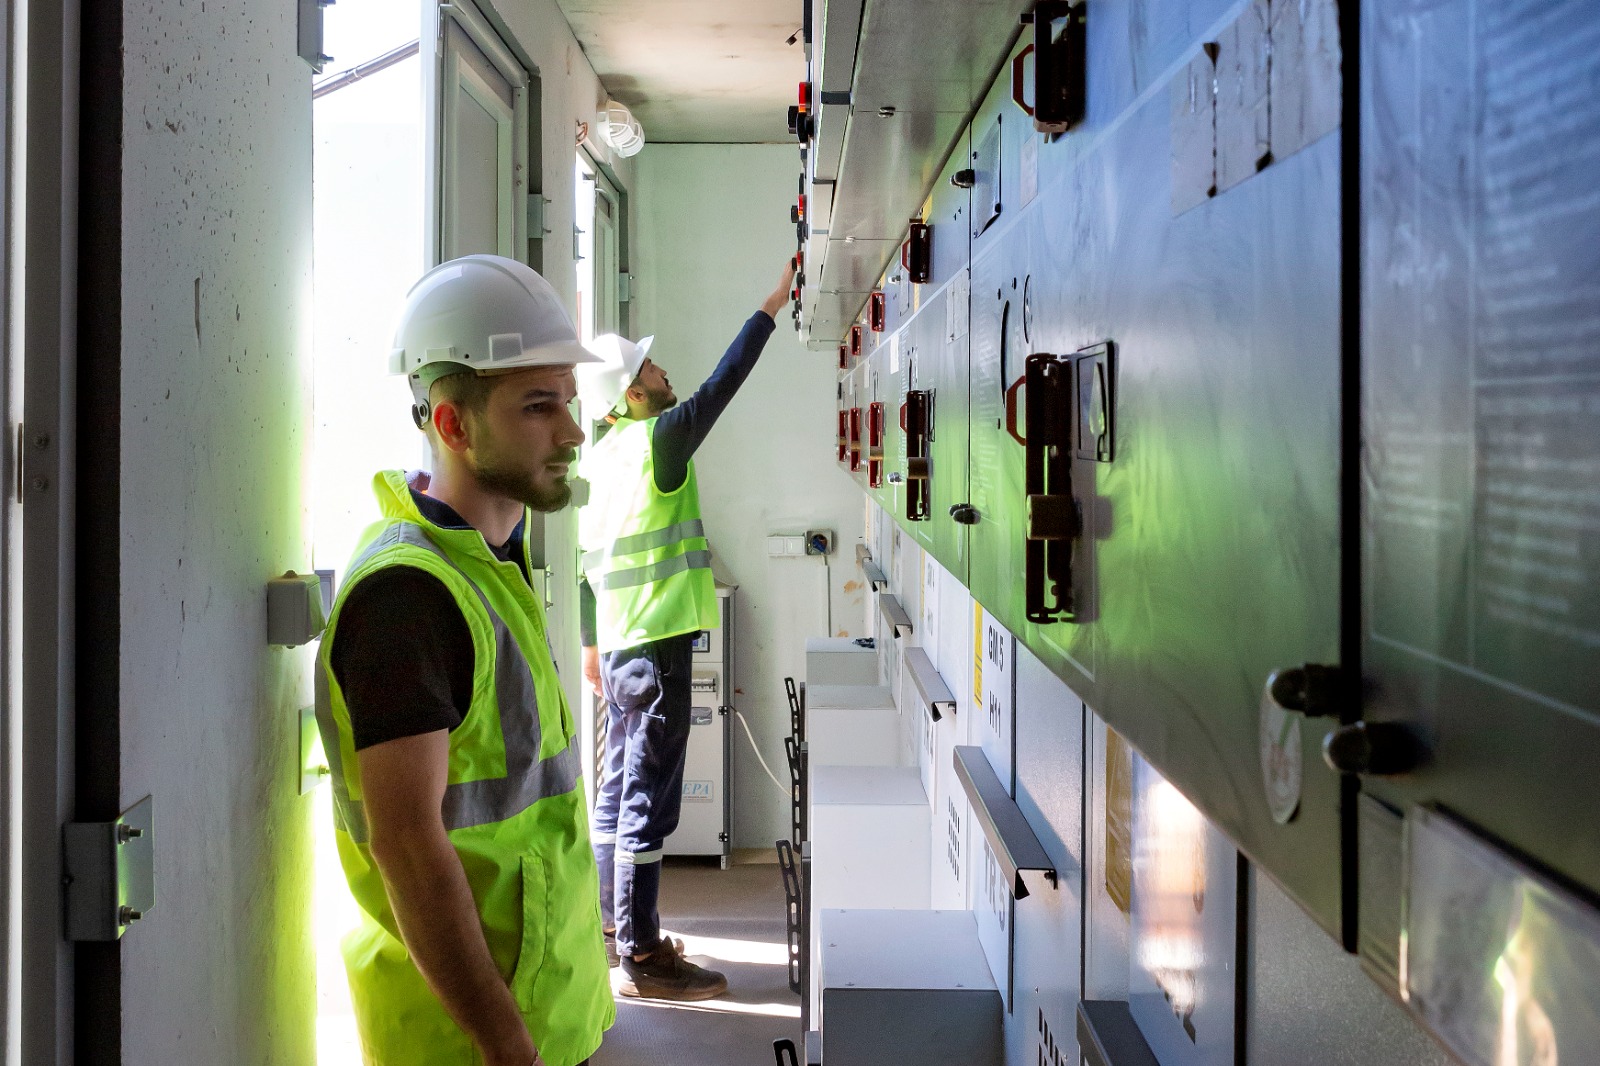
961, 25, 1347, 937
425, 0, 529, 263
1359, 0, 1600, 1010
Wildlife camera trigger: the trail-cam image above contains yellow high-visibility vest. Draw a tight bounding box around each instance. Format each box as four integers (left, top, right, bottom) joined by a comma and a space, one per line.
317, 470, 614, 1066
579, 417, 718, 653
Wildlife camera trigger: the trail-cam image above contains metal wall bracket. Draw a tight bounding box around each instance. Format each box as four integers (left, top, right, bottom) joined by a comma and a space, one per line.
64, 795, 155, 941
526, 194, 552, 236
877, 592, 914, 639
906, 646, 955, 721
861, 558, 889, 591
297, 0, 336, 73
954, 745, 1056, 899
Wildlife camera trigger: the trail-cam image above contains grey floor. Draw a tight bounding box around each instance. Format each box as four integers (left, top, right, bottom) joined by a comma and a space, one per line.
593, 853, 801, 1066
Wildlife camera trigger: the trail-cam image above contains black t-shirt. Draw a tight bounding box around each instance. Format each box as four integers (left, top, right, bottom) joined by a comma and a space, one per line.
329, 489, 529, 751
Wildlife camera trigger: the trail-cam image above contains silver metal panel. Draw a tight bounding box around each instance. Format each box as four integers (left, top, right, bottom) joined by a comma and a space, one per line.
1011, 642, 1086, 1066
967, 64, 1346, 934
815, 0, 864, 96
812, 101, 849, 183
1361, 0, 1600, 948
830, 108, 971, 240
849, 0, 1031, 114
1402, 806, 1600, 1066
818, 238, 898, 293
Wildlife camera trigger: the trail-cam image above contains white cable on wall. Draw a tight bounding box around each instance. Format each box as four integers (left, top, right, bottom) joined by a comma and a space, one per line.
733, 708, 790, 798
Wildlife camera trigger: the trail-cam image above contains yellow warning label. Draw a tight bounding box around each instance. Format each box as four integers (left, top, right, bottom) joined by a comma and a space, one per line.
972, 602, 984, 708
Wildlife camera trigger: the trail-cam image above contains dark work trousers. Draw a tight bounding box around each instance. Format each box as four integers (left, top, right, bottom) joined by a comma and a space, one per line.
591, 631, 694, 957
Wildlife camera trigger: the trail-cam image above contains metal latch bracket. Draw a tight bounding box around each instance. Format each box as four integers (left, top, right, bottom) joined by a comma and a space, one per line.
64, 795, 155, 941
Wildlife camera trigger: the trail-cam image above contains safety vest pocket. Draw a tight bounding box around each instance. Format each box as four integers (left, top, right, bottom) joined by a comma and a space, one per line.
508, 854, 550, 1002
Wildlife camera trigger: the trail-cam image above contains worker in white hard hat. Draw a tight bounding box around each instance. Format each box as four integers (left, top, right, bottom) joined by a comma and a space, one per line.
316, 254, 614, 1066
575, 258, 795, 1001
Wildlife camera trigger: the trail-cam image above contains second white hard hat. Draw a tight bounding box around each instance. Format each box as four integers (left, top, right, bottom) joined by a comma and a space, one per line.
577, 333, 656, 417
389, 254, 598, 425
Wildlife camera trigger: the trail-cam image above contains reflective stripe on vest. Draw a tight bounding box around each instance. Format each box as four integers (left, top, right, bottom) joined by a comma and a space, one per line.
579, 517, 707, 572
594, 548, 713, 592
315, 522, 578, 843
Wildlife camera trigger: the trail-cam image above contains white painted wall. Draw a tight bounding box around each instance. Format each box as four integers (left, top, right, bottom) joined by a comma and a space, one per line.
118, 1, 316, 1062
108, 0, 637, 1059
632, 145, 866, 848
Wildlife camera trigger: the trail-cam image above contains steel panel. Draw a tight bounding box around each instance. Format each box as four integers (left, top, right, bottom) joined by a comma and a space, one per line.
922, 277, 972, 580
962, 66, 1346, 933
1359, 0, 1600, 946
849, 0, 1029, 114
830, 108, 972, 241
1010, 642, 1087, 1066
813, 0, 863, 97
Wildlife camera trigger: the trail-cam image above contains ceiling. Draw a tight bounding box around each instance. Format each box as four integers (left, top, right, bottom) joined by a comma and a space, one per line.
554, 0, 808, 143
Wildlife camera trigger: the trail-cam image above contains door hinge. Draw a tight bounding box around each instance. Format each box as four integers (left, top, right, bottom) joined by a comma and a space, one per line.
526, 194, 552, 237
14, 423, 23, 504
618, 272, 633, 303
64, 796, 156, 941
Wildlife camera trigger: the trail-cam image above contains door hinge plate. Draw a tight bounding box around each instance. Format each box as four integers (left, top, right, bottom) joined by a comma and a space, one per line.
64, 795, 155, 941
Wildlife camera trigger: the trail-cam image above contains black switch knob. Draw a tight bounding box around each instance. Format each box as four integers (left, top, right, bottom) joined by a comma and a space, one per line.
1322, 721, 1423, 777
951, 169, 977, 189
1267, 664, 1346, 719
949, 503, 980, 525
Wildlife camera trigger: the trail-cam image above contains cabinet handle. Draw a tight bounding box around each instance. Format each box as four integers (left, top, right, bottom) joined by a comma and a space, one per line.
903, 389, 932, 521
1023, 352, 1081, 623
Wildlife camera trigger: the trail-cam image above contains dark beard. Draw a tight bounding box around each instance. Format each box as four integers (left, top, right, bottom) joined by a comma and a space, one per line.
641, 383, 677, 414
473, 455, 573, 513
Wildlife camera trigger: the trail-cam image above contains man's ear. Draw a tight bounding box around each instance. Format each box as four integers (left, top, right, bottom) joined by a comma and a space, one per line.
431, 399, 473, 453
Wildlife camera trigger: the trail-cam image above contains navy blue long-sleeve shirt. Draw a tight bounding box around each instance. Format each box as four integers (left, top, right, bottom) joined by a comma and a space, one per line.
579, 310, 777, 645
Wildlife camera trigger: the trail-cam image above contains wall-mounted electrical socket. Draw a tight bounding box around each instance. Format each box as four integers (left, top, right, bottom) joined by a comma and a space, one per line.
805, 529, 834, 555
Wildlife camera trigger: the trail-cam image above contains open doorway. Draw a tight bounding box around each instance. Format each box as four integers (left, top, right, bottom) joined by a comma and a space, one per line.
309, 0, 536, 1060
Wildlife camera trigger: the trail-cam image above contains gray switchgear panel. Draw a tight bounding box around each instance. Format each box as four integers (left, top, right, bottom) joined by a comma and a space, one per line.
810, 0, 1600, 1062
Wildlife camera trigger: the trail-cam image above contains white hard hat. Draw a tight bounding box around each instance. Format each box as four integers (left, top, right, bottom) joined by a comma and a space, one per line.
389, 254, 599, 425
577, 333, 655, 417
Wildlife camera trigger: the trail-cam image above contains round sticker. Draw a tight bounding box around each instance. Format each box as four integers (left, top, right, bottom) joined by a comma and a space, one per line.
1259, 678, 1303, 826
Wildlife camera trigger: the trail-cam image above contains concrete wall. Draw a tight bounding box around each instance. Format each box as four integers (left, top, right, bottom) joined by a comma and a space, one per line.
110, 0, 634, 1058
632, 145, 866, 848
118, 0, 316, 1062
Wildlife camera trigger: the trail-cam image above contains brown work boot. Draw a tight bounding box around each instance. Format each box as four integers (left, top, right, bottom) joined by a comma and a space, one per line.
606, 930, 682, 969
618, 937, 728, 1000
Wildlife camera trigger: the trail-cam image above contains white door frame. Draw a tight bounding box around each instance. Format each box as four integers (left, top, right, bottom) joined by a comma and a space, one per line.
16, 0, 83, 1060
423, 0, 531, 268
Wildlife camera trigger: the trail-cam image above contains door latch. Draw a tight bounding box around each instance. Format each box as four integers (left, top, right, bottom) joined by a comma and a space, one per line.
901, 389, 932, 521
1020, 352, 1080, 623
902, 221, 932, 284
867, 402, 885, 488
1015, 1, 1088, 135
